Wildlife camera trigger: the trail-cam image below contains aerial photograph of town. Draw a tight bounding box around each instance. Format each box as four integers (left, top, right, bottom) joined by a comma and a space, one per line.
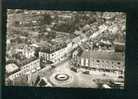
5, 9, 126, 89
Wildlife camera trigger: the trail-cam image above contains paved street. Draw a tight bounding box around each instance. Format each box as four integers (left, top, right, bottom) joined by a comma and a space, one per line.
33, 59, 98, 88
30, 57, 123, 88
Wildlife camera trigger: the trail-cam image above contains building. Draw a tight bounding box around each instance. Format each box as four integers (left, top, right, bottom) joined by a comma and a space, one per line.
114, 42, 125, 52
38, 34, 88, 65
5, 63, 19, 76
114, 31, 125, 52
38, 42, 68, 64
8, 58, 40, 80
22, 46, 35, 58
15, 45, 36, 59
71, 35, 87, 49
72, 47, 125, 80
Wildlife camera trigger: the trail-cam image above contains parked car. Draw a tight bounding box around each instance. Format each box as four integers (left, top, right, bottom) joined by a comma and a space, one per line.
82, 71, 90, 75
70, 67, 77, 72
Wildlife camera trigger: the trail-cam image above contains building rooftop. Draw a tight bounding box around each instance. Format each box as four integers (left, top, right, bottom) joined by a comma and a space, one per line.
7, 56, 38, 68
75, 49, 125, 70
80, 50, 124, 61
6, 63, 19, 74
17, 57, 38, 67
38, 41, 67, 54
114, 42, 125, 46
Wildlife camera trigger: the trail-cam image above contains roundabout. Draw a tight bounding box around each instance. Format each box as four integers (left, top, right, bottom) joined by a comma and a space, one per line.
49, 71, 74, 87
55, 74, 70, 81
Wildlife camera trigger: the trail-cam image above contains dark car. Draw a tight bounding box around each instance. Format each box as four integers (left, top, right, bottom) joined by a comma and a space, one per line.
70, 67, 77, 72
83, 71, 90, 75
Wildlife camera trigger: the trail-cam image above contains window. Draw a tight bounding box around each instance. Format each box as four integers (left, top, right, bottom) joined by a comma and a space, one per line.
117, 62, 121, 65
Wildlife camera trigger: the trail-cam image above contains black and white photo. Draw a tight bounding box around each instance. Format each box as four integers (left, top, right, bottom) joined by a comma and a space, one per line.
5, 9, 126, 89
